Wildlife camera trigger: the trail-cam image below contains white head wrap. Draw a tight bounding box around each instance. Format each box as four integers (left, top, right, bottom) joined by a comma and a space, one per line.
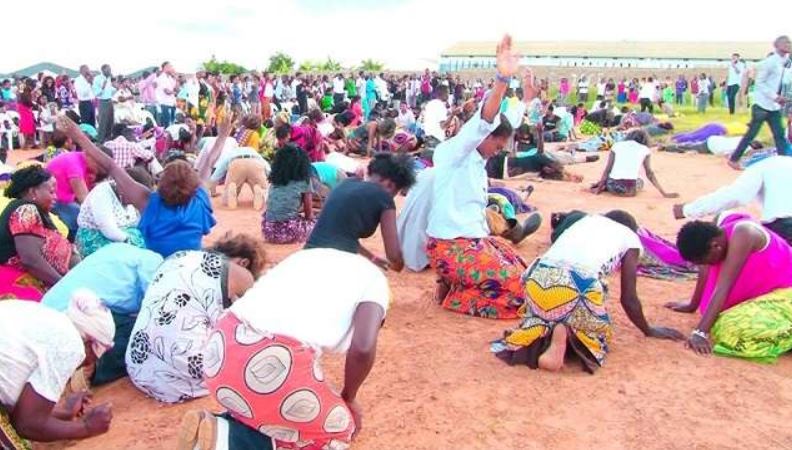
65, 289, 116, 359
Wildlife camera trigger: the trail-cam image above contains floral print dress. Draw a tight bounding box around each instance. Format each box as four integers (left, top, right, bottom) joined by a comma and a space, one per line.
125, 250, 229, 403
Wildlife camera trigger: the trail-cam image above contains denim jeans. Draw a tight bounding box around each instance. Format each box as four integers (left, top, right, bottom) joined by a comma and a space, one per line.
159, 105, 176, 127
51, 201, 80, 242
675, 92, 684, 105
726, 84, 740, 114
730, 104, 790, 162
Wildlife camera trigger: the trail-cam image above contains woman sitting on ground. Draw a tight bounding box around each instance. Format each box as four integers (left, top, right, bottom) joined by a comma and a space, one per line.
492, 210, 683, 373
666, 213, 792, 362
57, 114, 233, 258
262, 144, 315, 244
178, 247, 390, 450
591, 129, 678, 198
305, 152, 416, 271
0, 294, 115, 447
126, 233, 265, 403
75, 166, 154, 257
0, 166, 79, 301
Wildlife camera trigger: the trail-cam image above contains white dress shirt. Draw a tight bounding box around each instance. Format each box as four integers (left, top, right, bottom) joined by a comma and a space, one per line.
727, 61, 746, 86
683, 155, 792, 223
154, 73, 176, 106
754, 52, 790, 111
422, 99, 448, 141
332, 77, 345, 95
74, 75, 95, 102
427, 108, 501, 240
639, 82, 656, 100
92, 74, 115, 100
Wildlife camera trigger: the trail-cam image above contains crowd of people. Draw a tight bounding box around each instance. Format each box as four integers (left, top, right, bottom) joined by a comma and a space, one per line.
0, 34, 791, 450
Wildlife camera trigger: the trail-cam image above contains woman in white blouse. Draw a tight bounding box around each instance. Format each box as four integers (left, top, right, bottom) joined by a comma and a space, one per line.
0, 293, 115, 447
75, 166, 153, 257
590, 129, 678, 198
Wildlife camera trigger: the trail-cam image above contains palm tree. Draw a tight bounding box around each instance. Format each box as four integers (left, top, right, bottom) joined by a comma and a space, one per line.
359, 59, 385, 72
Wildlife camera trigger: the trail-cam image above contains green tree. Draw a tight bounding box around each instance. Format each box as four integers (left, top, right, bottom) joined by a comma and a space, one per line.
298, 60, 320, 72
267, 52, 295, 74
359, 59, 385, 72
202, 56, 247, 75
321, 57, 343, 72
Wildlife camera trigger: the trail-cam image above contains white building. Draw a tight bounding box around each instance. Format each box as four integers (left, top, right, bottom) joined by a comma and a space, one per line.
439, 41, 770, 72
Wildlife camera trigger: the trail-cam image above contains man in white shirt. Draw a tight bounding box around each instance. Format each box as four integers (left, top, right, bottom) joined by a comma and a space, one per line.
729, 36, 791, 169
639, 77, 656, 113
577, 75, 589, 103
332, 73, 346, 107
726, 53, 746, 115
426, 35, 538, 320
375, 73, 390, 106
154, 61, 177, 127
93, 64, 116, 142
696, 73, 711, 114
422, 85, 451, 146
674, 155, 792, 244
74, 65, 96, 127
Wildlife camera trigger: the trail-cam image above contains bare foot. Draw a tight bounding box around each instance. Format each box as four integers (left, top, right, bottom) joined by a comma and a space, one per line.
434, 280, 450, 304
538, 325, 568, 372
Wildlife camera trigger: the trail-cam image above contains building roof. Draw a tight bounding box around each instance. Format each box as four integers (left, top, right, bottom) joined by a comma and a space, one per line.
441, 41, 771, 60
0, 62, 80, 79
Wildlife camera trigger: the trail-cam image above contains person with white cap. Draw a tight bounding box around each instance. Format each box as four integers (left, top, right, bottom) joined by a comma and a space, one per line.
0, 291, 115, 447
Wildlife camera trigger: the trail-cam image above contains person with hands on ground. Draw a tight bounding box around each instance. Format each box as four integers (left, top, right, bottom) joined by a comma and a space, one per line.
0, 292, 115, 448
591, 129, 678, 198
492, 210, 684, 373
667, 212, 792, 361
305, 152, 416, 272
177, 248, 390, 450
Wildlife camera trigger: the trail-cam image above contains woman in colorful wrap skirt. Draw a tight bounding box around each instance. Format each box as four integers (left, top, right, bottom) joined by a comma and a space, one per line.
492, 211, 683, 373
668, 213, 792, 362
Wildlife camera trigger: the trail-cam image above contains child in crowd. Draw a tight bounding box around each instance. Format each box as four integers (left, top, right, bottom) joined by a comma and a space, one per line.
261, 144, 315, 244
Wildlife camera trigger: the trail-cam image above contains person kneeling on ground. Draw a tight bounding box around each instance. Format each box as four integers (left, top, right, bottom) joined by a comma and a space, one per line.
262, 144, 315, 244
427, 36, 538, 320
666, 213, 792, 361
41, 243, 164, 386
0, 294, 115, 448
305, 152, 416, 271
591, 129, 678, 198
491, 210, 683, 373
125, 233, 265, 403
178, 248, 390, 450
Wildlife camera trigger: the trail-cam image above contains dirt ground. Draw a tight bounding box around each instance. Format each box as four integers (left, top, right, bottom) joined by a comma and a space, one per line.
27, 150, 792, 450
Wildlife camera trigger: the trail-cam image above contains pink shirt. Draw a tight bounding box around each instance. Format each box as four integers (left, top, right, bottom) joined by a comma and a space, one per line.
700, 213, 792, 314
138, 73, 157, 105
46, 152, 89, 204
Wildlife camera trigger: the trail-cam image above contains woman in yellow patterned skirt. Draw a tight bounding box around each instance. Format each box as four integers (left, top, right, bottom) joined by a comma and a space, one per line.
492, 210, 683, 373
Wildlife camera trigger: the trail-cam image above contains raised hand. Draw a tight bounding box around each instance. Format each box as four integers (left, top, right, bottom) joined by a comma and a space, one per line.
495, 34, 521, 78
55, 113, 81, 136
522, 69, 540, 101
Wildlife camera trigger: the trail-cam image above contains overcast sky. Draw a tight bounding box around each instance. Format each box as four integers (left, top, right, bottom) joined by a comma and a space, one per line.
2, 0, 786, 74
